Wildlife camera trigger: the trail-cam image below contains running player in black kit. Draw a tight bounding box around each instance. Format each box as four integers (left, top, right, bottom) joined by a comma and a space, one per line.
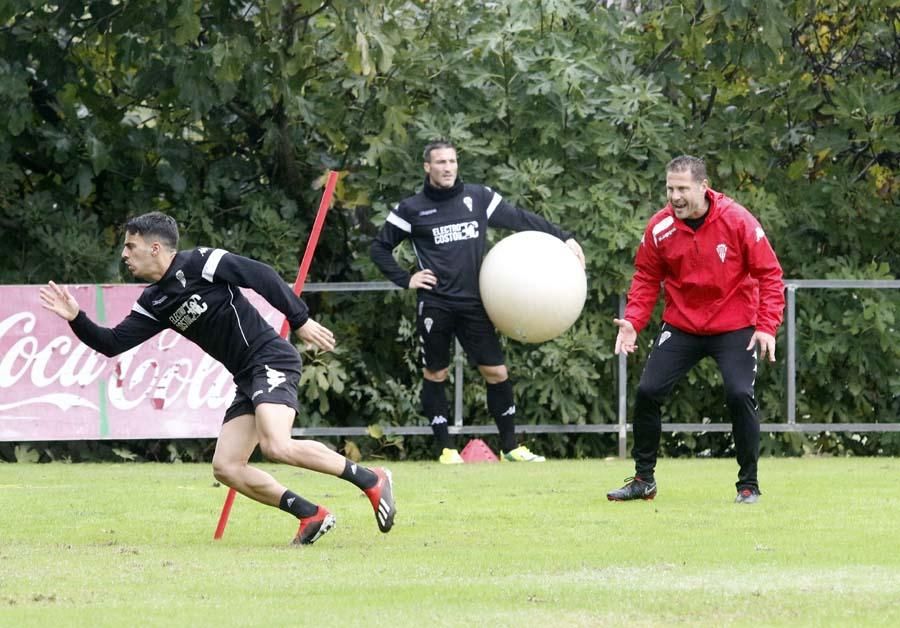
371, 141, 585, 463
40, 212, 395, 545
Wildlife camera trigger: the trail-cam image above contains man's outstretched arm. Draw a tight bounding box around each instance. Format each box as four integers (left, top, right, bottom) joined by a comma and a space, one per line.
40, 281, 162, 357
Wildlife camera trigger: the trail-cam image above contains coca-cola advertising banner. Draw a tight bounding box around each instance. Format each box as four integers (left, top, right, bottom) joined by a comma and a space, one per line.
1, 284, 281, 441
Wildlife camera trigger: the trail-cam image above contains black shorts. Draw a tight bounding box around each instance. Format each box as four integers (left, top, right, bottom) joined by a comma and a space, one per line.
417, 300, 505, 371
223, 342, 301, 423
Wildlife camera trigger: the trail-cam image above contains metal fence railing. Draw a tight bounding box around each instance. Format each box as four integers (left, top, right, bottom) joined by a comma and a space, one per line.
291, 280, 900, 457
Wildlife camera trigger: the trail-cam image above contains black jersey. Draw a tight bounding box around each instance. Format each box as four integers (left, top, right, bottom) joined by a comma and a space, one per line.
371, 179, 570, 307
68, 247, 309, 375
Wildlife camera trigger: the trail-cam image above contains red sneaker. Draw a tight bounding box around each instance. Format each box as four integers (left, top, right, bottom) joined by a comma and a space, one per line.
292, 506, 336, 545
363, 468, 396, 533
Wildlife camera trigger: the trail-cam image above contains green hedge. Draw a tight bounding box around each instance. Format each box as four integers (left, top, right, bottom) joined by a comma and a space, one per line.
1, 1, 897, 459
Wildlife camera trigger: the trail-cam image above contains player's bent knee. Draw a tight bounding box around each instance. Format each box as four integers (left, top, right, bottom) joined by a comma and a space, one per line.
479, 365, 508, 384
636, 381, 667, 402
724, 385, 755, 406
424, 368, 449, 382
212, 459, 239, 486
257, 439, 291, 463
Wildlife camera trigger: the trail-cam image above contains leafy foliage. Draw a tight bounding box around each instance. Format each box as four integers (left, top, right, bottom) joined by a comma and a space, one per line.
2, 0, 897, 459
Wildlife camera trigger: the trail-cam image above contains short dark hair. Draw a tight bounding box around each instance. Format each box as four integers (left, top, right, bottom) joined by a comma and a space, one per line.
423, 140, 456, 162
124, 212, 179, 250
667, 155, 707, 182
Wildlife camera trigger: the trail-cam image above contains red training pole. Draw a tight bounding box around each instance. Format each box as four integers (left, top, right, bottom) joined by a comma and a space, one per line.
214, 170, 340, 540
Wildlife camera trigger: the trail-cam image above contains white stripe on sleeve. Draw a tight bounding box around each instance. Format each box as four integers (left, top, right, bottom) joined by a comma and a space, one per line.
202, 248, 228, 282
486, 192, 503, 219
386, 212, 412, 233
132, 302, 158, 321
651, 216, 674, 246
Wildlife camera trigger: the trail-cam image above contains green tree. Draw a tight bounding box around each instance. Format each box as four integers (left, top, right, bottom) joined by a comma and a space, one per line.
1, 0, 897, 459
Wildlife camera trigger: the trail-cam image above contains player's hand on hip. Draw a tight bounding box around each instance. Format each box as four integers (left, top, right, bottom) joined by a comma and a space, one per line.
409, 269, 437, 290
747, 330, 777, 362
295, 318, 336, 352
39, 281, 80, 321
613, 318, 637, 355
565, 238, 586, 269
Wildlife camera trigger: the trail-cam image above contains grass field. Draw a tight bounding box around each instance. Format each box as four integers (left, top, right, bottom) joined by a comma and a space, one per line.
2, 456, 899, 627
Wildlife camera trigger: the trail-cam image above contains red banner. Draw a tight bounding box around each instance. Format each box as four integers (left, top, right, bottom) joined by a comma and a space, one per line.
0, 284, 281, 441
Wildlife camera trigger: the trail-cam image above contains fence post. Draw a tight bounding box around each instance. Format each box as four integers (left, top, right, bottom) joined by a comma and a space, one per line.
617, 294, 628, 458
786, 284, 797, 424
453, 338, 464, 428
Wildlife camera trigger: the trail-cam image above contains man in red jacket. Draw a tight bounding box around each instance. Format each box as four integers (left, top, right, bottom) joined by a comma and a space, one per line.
607, 155, 784, 504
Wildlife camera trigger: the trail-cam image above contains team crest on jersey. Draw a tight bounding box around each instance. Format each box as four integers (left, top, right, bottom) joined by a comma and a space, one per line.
716, 244, 728, 263
424, 317, 434, 333
463, 196, 473, 212
198, 247, 209, 256
176, 269, 187, 287
755, 227, 765, 242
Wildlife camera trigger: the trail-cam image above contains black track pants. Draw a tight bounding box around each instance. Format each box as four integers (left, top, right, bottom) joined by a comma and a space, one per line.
632, 324, 761, 490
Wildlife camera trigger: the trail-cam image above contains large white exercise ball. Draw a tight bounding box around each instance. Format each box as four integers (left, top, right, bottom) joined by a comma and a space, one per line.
479, 231, 586, 343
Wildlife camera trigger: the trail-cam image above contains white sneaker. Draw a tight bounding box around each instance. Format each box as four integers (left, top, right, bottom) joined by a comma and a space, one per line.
499, 445, 546, 462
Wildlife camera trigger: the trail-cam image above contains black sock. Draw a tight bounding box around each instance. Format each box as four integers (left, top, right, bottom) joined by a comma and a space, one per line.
431, 417, 451, 451
340, 460, 378, 490
487, 379, 517, 452
422, 379, 451, 450
279, 490, 319, 519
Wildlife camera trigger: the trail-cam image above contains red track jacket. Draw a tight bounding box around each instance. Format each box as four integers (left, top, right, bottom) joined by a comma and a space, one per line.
624, 189, 784, 336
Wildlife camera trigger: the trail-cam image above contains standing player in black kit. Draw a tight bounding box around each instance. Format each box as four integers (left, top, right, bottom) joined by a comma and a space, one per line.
40, 212, 395, 545
371, 141, 585, 464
